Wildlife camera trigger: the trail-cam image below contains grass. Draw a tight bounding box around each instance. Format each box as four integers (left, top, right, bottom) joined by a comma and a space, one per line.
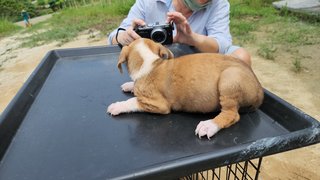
229, 0, 320, 68
0, 19, 22, 38
230, 0, 320, 37
292, 57, 302, 72
229, 0, 278, 45
20, 0, 134, 47
273, 23, 320, 46
4, 0, 320, 70
257, 43, 277, 60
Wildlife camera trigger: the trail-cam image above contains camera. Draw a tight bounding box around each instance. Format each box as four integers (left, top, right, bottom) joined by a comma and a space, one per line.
134, 22, 174, 45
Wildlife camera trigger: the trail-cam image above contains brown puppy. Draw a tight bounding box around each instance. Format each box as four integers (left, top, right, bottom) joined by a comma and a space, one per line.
107, 38, 264, 139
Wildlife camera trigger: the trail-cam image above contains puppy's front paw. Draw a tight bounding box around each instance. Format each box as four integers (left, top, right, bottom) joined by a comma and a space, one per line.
107, 98, 139, 116
195, 120, 221, 140
107, 102, 126, 116
121, 82, 134, 93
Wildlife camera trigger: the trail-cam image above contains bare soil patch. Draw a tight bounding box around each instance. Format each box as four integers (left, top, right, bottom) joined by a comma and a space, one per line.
248, 44, 320, 180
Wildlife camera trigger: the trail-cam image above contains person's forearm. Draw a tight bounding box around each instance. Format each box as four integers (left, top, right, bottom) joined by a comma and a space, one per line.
190, 33, 219, 53
107, 28, 117, 45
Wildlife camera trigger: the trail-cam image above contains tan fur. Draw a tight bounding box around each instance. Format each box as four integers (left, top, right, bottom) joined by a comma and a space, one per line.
117, 38, 264, 131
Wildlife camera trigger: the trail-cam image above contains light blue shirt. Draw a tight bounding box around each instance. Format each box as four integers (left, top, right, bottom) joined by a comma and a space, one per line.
108, 0, 232, 54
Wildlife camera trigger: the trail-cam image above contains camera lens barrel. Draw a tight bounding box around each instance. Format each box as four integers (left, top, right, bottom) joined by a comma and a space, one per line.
151, 28, 167, 44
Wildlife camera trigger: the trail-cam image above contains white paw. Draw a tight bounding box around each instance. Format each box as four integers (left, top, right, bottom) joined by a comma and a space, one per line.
195, 120, 221, 140
107, 102, 127, 116
107, 98, 139, 116
121, 82, 134, 93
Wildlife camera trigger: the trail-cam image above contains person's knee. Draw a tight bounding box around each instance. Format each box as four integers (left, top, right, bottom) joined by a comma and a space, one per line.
231, 48, 251, 67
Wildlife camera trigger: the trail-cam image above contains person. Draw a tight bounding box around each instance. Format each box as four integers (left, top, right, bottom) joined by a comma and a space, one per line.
21, 10, 31, 28
108, 0, 252, 66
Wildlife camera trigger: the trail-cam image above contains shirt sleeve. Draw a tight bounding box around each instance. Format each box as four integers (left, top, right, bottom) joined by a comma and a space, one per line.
107, 0, 146, 45
206, 0, 232, 54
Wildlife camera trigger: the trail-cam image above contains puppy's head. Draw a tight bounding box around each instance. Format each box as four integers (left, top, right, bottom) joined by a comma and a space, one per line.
117, 38, 174, 80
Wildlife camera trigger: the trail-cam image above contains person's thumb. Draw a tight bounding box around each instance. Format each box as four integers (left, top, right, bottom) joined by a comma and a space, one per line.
132, 19, 146, 28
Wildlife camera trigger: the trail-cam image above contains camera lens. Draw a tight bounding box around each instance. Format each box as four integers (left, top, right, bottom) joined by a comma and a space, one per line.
151, 28, 167, 44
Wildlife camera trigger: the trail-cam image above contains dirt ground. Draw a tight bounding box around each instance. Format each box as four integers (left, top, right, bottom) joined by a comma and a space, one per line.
0, 28, 319, 179
249, 44, 320, 180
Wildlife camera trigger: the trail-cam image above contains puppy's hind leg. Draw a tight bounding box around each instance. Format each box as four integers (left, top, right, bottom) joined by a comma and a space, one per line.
195, 68, 241, 139
195, 96, 240, 139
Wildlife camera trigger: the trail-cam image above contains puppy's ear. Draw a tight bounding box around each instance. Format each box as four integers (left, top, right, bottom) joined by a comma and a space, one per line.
117, 46, 129, 73
159, 44, 174, 60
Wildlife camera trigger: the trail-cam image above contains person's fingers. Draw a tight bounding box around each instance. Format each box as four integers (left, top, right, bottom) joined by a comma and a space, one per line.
169, 12, 191, 35
166, 13, 174, 23
184, 22, 192, 34
118, 31, 134, 45
127, 26, 141, 40
117, 25, 142, 45
167, 12, 186, 24
132, 19, 146, 28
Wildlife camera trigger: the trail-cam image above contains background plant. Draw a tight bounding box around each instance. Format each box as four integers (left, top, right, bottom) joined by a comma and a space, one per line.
0, 18, 22, 37
20, 0, 135, 47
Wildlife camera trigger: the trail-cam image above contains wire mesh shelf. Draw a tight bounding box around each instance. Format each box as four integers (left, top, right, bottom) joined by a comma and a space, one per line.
182, 158, 263, 180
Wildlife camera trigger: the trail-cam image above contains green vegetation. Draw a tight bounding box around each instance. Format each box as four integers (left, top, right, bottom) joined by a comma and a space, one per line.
292, 57, 302, 73
257, 43, 277, 60
230, 0, 320, 72
0, 0, 41, 21
230, 0, 320, 42
0, 19, 22, 37
21, 0, 134, 47
1, 0, 319, 74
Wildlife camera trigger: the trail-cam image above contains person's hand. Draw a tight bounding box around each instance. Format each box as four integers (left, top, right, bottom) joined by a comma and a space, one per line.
167, 12, 195, 45
115, 19, 146, 45
167, 12, 220, 53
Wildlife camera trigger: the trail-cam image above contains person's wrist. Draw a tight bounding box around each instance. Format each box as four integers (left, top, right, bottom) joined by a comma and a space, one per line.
188, 33, 219, 53
189, 33, 204, 47
118, 32, 125, 44
117, 31, 128, 45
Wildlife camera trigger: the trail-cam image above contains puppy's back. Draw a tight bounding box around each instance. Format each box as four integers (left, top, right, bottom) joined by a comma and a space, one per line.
164, 53, 261, 113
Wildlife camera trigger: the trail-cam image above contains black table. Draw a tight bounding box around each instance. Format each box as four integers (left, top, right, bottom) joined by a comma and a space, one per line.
0, 45, 319, 180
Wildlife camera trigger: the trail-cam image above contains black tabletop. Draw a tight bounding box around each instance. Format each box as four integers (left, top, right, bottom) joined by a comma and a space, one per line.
0, 45, 319, 180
